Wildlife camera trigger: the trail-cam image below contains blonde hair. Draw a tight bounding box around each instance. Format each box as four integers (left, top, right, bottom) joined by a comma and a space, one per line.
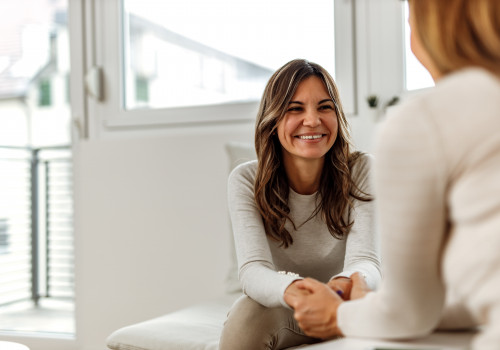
254, 59, 371, 248
410, 0, 500, 75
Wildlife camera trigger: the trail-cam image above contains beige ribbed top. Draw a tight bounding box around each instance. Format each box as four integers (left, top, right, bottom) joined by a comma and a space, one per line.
228, 154, 381, 308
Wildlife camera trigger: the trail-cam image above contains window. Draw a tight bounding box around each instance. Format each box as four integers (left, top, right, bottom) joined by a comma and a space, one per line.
134, 75, 149, 103
39, 79, 52, 106
0, 0, 74, 337
122, 0, 336, 110
89, 0, 355, 128
403, 2, 433, 91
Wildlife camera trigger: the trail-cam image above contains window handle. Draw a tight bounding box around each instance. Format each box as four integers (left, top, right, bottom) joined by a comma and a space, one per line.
85, 65, 103, 101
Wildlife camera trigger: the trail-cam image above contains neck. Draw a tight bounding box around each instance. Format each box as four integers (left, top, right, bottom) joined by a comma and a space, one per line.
283, 156, 324, 195
429, 65, 443, 82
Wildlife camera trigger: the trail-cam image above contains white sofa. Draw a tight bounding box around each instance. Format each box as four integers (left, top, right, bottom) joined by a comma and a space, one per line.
106, 293, 241, 350
106, 142, 255, 350
105, 142, 474, 350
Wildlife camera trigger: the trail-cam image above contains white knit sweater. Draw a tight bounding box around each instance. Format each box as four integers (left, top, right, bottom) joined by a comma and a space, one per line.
338, 68, 500, 350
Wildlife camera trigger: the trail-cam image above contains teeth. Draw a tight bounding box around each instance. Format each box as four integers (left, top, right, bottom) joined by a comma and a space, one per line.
298, 135, 323, 140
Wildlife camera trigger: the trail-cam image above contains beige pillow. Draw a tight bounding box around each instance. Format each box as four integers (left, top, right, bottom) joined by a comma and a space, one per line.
224, 142, 256, 293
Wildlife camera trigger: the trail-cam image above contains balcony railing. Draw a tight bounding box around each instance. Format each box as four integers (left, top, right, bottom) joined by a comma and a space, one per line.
0, 145, 73, 307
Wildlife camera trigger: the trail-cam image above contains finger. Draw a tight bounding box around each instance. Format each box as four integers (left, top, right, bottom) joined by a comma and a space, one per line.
327, 287, 345, 299
300, 323, 339, 340
295, 314, 330, 328
303, 326, 340, 340
327, 281, 343, 291
285, 283, 311, 298
327, 279, 352, 297
294, 305, 335, 325
297, 319, 327, 332
295, 278, 322, 292
351, 272, 368, 288
350, 272, 372, 300
293, 280, 307, 291
284, 292, 298, 308
286, 292, 312, 310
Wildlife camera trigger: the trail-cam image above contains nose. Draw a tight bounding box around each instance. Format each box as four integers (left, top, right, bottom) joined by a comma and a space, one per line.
303, 109, 321, 127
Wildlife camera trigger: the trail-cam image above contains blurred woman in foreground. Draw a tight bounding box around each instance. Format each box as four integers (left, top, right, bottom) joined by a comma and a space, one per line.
285, 1, 500, 349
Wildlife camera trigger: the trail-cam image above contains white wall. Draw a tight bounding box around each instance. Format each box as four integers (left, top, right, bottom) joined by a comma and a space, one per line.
74, 122, 254, 350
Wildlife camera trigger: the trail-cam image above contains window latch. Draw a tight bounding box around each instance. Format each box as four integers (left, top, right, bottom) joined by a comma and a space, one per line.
85, 66, 103, 101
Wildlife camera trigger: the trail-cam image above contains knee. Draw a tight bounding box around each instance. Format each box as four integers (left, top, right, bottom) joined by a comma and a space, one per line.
219, 296, 286, 350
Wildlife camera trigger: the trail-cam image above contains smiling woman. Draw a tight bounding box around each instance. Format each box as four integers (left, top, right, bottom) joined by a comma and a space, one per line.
219, 59, 381, 350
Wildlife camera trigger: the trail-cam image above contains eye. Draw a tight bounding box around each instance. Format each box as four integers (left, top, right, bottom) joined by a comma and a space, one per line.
319, 105, 334, 111
287, 106, 303, 112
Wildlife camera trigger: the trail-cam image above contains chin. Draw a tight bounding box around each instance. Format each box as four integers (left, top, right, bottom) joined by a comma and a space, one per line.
300, 152, 328, 160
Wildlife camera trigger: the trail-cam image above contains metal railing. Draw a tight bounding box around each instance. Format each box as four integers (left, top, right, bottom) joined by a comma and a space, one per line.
0, 145, 73, 306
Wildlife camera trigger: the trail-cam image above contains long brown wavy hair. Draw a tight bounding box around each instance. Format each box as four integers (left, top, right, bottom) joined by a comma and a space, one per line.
254, 59, 372, 248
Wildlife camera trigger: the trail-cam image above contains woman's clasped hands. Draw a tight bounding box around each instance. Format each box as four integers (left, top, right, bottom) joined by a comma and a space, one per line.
284, 272, 371, 339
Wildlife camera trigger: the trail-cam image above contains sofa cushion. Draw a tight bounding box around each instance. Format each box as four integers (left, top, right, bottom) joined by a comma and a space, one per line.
224, 142, 256, 294
106, 293, 241, 350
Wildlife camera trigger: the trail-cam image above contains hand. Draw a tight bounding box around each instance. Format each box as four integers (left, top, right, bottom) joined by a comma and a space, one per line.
286, 278, 344, 339
327, 277, 352, 300
284, 280, 311, 308
284, 279, 315, 308
350, 272, 372, 300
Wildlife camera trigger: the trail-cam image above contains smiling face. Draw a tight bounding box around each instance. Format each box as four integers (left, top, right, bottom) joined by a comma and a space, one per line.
276, 76, 338, 165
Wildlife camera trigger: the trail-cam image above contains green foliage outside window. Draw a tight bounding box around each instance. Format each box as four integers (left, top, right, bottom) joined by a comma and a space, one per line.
39, 79, 52, 107
135, 76, 149, 102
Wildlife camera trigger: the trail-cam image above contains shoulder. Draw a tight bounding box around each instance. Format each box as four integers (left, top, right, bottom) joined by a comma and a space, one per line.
425, 68, 500, 115
383, 68, 500, 131
349, 152, 373, 185
378, 68, 500, 154
228, 160, 258, 191
434, 68, 500, 99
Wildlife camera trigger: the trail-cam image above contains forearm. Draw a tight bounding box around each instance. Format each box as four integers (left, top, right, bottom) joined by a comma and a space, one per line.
239, 262, 302, 308
341, 154, 382, 290
338, 103, 448, 339
341, 203, 382, 290
338, 286, 443, 339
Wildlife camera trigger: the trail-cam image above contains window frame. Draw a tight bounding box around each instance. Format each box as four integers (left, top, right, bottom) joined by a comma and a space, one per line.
86, 0, 357, 132
363, 0, 433, 104
360, 0, 406, 110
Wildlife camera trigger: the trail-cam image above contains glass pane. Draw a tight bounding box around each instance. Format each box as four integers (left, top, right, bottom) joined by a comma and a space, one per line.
0, 0, 74, 335
123, 0, 335, 110
403, 3, 434, 91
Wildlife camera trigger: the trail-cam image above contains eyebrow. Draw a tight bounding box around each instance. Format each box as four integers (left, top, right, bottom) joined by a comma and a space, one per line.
319, 99, 334, 104
288, 99, 334, 105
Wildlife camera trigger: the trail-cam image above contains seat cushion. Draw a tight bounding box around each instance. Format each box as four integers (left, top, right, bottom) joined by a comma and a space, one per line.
106, 293, 241, 350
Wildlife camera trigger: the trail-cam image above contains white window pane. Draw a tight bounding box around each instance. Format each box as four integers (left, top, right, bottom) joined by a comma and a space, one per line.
0, 0, 74, 335
404, 3, 434, 91
123, 0, 335, 110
